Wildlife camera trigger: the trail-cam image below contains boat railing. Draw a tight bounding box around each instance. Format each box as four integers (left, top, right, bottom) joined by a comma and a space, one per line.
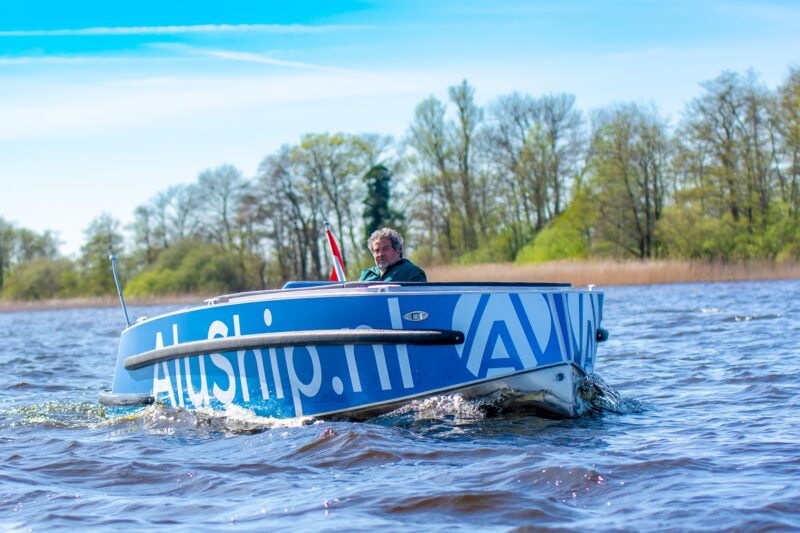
205, 280, 577, 305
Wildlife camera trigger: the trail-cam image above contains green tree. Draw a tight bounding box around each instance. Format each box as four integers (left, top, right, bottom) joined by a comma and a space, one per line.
484, 91, 586, 258
297, 132, 381, 266
0, 217, 63, 295
407, 94, 458, 259
777, 67, 800, 218
363, 164, 403, 240
79, 213, 125, 296
588, 103, 672, 258
448, 79, 482, 251
675, 69, 786, 258
0, 217, 14, 291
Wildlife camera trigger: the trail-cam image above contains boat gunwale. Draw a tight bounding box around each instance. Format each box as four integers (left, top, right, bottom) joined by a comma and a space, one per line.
122, 281, 598, 331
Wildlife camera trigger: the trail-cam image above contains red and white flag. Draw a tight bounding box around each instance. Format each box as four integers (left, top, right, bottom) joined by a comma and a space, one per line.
324, 221, 347, 282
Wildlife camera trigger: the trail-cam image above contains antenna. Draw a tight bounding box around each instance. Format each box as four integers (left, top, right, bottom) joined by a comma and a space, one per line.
109, 254, 131, 327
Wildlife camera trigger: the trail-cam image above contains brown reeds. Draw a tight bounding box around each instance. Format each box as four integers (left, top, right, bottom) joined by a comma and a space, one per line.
0, 294, 202, 313
1, 260, 797, 312
426, 259, 800, 287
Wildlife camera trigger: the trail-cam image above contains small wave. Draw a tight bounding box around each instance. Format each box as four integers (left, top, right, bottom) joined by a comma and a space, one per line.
722, 314, 781, 322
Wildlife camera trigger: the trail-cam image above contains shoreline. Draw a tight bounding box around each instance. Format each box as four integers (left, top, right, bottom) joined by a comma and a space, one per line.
1, 259, 797, 313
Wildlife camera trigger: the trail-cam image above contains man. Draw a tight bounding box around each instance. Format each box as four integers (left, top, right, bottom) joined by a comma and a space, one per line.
359, 228, 427, 282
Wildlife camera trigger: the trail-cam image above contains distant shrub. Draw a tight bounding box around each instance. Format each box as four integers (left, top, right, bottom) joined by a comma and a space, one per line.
515, 192, 593, 263
125, 239, 244, 296
2, 257, 80, 300
657, 200, 800, 262
457, 232, 517, 265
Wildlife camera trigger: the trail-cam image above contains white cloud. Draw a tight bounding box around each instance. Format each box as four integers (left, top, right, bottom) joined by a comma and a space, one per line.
155, 44, 358, 74
0, 69, 461, 143
0, 55, 115, 66
0, 23, 372, 37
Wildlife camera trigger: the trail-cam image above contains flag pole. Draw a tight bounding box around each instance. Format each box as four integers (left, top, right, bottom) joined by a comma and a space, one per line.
323, 220, 347, 282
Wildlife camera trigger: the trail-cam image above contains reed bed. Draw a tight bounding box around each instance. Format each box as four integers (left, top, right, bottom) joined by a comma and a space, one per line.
0, 294, 202, 313
426, 259, 800, 288
1, 260, 797, 312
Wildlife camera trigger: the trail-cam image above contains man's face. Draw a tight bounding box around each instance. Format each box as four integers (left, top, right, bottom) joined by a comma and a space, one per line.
371, 237, 401, 270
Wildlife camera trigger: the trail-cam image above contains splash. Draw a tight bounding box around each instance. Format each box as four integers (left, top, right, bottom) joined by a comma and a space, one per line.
576, 373, 646, 415
378, 373, 645, 423
2, 400, 108, 429
116, 403, 314, 435
385, 393, 488, 422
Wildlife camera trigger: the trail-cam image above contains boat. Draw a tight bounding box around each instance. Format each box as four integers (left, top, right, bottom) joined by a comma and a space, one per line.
99, 280, 608, 419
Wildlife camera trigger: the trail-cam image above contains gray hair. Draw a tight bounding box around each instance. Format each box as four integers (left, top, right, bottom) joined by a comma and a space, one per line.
367, 227, 404, 257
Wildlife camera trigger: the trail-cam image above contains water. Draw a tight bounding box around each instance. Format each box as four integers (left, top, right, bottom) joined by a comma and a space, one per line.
1, 280, 799, 531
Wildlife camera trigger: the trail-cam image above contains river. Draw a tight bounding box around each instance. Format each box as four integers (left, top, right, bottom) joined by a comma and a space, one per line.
1, 279, 798, 531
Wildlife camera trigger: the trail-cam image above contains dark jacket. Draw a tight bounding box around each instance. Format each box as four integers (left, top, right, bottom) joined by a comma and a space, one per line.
359, 258, 427, 282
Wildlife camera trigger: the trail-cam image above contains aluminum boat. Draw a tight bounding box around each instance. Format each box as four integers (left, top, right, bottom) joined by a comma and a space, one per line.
100, 281, 607, 419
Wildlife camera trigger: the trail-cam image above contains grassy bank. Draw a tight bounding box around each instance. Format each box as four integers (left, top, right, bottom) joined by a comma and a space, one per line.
1, 260, 798, 313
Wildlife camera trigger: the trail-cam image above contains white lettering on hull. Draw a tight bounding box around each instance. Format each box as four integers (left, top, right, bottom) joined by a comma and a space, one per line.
284, 346, 321, 417
147, 294, 600, 416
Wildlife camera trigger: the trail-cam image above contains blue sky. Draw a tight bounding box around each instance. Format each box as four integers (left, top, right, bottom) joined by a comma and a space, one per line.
1, 0, 799, 256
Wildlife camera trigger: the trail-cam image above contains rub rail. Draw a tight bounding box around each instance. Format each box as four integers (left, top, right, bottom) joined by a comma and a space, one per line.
124, 328, 465, 370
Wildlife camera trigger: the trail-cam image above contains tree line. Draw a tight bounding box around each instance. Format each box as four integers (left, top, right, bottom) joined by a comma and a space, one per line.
2, 66, 798, 300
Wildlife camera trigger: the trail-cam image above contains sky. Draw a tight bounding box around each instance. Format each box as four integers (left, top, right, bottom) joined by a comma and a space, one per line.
1, 0, 799, 256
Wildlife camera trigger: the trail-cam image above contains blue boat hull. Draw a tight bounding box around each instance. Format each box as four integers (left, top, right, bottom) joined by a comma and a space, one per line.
102, 282, 605, 418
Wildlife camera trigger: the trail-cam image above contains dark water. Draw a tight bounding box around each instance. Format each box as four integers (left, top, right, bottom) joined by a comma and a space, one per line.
1, 280, 799, 532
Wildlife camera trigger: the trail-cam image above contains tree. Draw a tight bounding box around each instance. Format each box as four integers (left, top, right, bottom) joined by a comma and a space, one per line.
406, 81, 491, 261
256, 146, 324, 280
0, 217, 16, 291
484, 91, 586, 257
485, 92, 540, 253
537, 93, 585, 217
588, 103, 672, 258
407, 95, 454, 259
197, 164, 248, 251
678, 70, 786, 258
297, 132, 381, 266
0, 217, 63, 294
448, 79, 482, 251
363, 164, 403, 240
79, 213, 125, 296
777, 67, 800, 218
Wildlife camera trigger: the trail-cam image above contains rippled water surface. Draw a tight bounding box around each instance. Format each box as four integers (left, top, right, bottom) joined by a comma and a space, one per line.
2, 280, 799, 531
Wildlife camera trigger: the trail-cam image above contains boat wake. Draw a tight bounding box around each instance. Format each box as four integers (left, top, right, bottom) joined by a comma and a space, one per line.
1, 374, 643, 436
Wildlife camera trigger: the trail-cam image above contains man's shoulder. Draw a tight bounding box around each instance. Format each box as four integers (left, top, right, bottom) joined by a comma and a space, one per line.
390, 259, 427, 282
359, 266, 381, 281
